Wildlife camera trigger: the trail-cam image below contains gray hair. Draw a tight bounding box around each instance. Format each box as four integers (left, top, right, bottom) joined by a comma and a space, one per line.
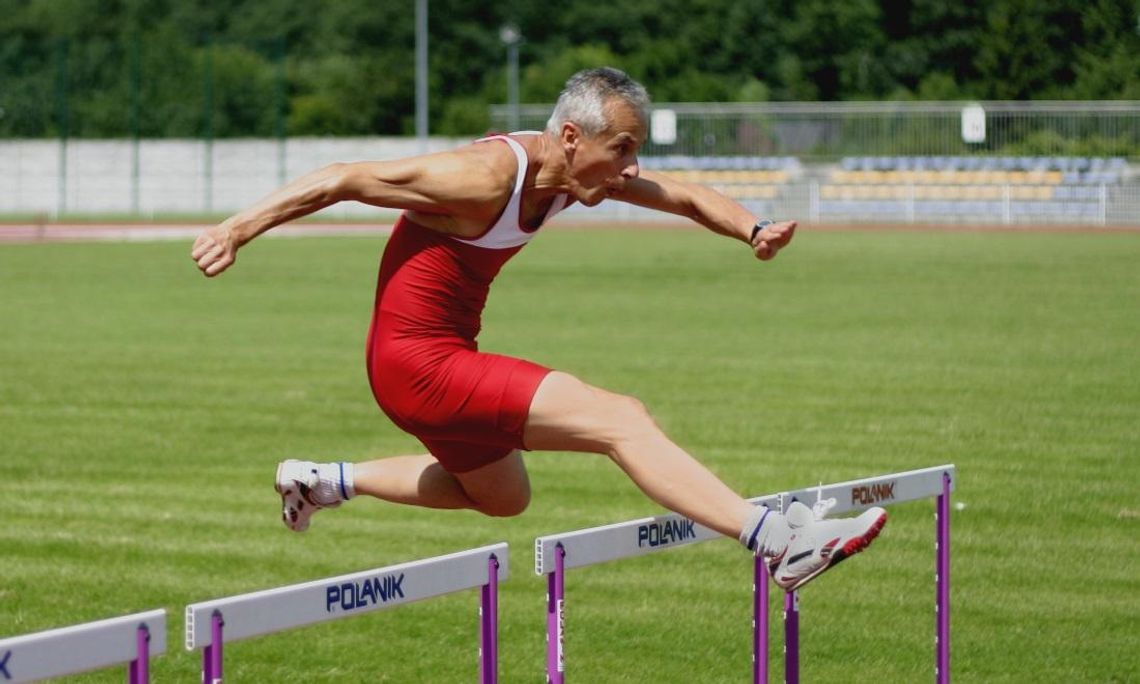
545, 67, 650, 137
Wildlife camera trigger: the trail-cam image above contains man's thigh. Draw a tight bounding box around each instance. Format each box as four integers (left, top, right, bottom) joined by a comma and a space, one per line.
522, 371, 637, 454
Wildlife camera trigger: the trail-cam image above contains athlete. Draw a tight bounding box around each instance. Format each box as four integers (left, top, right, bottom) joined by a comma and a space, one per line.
191, 67, 885, 591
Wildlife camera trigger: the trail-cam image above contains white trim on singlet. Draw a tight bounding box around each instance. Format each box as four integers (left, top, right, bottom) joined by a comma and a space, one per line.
452, 132, 568, 249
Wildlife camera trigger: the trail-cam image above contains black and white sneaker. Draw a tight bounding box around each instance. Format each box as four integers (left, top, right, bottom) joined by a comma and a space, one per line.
274, 459, 341, 532
767, 500, 887, 592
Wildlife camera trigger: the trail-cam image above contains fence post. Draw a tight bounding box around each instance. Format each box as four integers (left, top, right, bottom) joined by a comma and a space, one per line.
809, 180, 819, 223
130, 35, 141, 216
202, 34, 214, 214
55, 39, 70, 219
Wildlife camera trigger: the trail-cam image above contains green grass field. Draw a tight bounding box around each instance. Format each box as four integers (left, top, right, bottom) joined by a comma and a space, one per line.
1, 227, 1138, 682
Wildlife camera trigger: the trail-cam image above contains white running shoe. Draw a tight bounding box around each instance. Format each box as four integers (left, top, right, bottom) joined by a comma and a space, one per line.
767, 500, 887, 592
275, 459, 340, 532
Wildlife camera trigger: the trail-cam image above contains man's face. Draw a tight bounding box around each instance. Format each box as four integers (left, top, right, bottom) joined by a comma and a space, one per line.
564, 99, 647, 206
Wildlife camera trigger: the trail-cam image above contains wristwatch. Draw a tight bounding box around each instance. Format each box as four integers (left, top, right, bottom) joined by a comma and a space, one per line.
750, 218, 774, 243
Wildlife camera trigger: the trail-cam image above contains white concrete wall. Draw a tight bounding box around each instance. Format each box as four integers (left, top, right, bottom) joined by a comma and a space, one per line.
0, 137, 468, 217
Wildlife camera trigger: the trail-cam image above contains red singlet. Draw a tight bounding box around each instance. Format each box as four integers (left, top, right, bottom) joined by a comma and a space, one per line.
365, 134, 569, 473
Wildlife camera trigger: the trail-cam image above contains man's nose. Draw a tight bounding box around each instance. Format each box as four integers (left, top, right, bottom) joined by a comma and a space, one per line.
621, 158, 640, 179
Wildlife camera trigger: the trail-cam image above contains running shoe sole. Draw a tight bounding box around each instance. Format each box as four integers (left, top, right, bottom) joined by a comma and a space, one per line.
777, 509, 888, 592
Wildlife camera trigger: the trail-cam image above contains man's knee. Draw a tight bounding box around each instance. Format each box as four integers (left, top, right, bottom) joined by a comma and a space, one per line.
602, 392, 658, 447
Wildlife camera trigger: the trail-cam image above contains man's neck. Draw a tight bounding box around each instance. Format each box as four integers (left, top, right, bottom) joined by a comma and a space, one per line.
528, 132, 572, 198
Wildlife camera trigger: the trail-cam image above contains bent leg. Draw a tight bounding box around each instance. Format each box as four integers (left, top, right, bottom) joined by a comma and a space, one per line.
352, 450, 531, 517
353, 454, 476, 510
523, 371, 755, 539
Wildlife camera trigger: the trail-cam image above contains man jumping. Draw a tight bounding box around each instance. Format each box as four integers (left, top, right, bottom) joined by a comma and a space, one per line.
191, 67, 885, 591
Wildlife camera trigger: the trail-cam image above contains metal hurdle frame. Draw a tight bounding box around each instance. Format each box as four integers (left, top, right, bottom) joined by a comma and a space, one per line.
535, 493, 780, 684
535, 464, 955, 684
0, 609, 165, 683
184, 543, 507, 684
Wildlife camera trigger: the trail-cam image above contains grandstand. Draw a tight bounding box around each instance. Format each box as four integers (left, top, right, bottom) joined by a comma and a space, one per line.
640, 155, 802, 220
817, 156, 1132, 224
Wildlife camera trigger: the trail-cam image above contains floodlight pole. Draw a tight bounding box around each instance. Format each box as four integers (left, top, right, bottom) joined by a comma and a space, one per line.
500, 25, 521, 132
415, 0, 429, 152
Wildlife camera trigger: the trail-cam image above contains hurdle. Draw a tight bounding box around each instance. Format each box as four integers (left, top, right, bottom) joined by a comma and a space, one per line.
0, 609, 165, 683
185, 543, 507, 684
534, 464, 955, 683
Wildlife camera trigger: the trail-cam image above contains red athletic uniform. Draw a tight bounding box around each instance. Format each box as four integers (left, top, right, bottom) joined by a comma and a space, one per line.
365, 134, 569, 473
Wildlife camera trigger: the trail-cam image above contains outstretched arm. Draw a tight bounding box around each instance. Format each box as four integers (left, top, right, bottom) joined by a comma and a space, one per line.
610, 169, 796, 261
191, 148, 503, 277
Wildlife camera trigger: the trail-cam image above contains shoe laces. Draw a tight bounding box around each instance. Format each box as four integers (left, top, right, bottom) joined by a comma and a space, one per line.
811, 485, 837, 520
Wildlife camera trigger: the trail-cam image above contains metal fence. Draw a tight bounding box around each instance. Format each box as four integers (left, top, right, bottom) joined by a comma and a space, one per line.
491, 101, 1140, 161
490, 100, 1140, 226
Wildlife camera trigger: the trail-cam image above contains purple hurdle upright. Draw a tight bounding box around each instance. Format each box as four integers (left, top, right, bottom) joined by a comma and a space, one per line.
783, 592, 800, 684
185, 543, 508, 683
127, 620, 153, 683
936, 470, 952, 683
754, 556, 769, 684
0, 609, 166, 684
546, 544, 566, 684
480, 554, 501, 684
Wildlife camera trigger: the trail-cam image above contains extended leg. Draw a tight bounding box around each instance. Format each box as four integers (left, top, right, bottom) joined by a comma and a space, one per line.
522, 371, 887, 592
522, 371, 755, 539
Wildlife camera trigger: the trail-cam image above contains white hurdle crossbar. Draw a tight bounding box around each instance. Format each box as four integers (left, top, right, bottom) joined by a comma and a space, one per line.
185, 543, 508, 684
535, 464, 956, 684
0, 609, 166, 683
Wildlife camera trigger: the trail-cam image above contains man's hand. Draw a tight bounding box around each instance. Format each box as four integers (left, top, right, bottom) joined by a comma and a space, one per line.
750, 220, 797, 261
191, 224, 239, 277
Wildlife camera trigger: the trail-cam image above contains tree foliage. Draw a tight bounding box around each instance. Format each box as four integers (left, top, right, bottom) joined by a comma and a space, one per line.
0, 0, 1137, 137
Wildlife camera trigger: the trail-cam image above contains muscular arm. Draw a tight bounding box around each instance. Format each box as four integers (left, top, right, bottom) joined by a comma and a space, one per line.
611, 169, 796, 261
191, 147, 505, 277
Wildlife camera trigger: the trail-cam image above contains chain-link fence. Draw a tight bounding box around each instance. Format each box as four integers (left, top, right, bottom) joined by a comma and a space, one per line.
492, 101, 1140, 161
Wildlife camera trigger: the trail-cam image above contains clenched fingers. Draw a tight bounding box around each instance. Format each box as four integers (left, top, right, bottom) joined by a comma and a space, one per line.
751, 220, 797, 261
191, 231, 236, 277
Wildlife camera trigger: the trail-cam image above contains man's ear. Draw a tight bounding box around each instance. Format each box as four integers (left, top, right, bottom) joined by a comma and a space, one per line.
560, 122, 580, 152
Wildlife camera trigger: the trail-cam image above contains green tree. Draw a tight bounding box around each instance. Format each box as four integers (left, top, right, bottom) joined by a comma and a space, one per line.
1070, 0, 1140, 99
975, 0, 1085, 99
